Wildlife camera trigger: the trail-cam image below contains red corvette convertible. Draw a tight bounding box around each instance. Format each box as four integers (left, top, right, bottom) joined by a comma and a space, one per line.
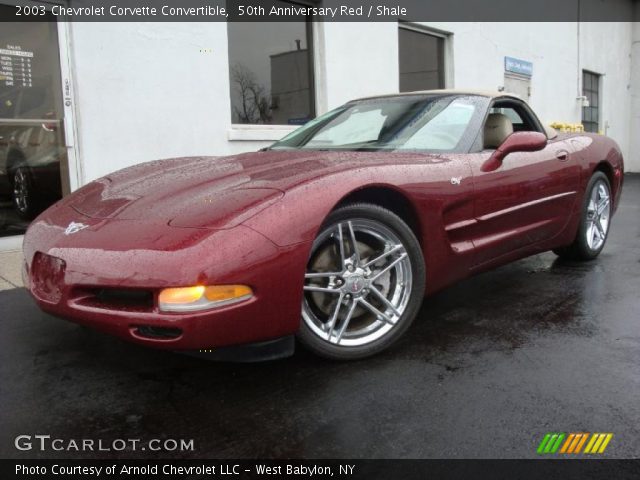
23, 90, 624, 361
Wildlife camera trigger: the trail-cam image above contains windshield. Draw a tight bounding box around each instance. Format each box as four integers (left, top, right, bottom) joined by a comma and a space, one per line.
270, 94, 487, 152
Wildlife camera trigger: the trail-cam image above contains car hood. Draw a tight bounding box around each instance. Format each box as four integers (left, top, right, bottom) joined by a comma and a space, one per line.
69, 150, 431, 229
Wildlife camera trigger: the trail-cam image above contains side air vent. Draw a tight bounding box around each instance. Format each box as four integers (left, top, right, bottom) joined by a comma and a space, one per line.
75, 288, 154, 312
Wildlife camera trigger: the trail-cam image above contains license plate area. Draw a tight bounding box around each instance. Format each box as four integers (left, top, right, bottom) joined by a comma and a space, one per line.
31, 252, 66, 303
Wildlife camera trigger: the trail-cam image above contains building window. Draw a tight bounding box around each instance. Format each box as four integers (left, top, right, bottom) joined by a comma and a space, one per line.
0, 4, 66, 237
582, 70, 600, 133
398, 25, 445, 92
227, 1, 315, 126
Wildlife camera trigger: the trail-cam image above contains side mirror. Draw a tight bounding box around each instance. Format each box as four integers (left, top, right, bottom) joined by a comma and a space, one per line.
481, 131, 548, 172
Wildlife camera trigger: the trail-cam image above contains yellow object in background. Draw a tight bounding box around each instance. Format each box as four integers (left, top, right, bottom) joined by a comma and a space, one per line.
549, 122, 586, 133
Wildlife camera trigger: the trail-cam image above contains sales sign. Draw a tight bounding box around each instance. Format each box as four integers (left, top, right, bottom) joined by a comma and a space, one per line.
504, 56, 533, 77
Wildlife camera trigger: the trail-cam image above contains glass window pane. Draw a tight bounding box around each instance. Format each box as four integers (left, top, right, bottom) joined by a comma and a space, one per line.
581, 71, 600, 132
0, 5, 65, 237
271, 95, 485, 153
582, 72, 590, 92
308, 108, 387, 146
227, 2, 314, 125
490, 107, 523, 124
402, 99, 475, 150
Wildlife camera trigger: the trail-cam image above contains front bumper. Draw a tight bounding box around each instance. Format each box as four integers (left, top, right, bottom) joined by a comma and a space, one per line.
23, 213, 310, 353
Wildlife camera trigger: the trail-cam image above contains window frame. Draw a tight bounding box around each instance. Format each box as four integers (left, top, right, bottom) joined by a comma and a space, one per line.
226, 0, 319, 140
0, 0, 79, 194
473, 96, 546, 152
488, 101, 540, 134
581, 70, 601, 133
398, 23, 451, 93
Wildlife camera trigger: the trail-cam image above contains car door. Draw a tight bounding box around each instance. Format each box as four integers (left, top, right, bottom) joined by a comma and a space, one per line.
468, 100, 580, 266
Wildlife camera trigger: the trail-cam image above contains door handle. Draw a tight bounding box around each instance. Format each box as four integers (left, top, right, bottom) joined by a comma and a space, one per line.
555, 150, 569, 161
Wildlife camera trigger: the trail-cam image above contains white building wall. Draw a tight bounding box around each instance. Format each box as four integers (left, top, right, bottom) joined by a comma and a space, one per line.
371, 22, 634, 170
579, 22, 634, 170
68, 21, 639, 186
425, 22, 581, 124
69, 22, 236, 183
323, 22, 399, 106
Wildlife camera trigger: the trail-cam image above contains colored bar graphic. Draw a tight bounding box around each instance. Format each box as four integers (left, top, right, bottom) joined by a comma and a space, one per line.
573, 433, 589, 453
551, 433, 565, 453
544, 434, 559, 453
537, 433, 552, 454
564, 433, 587, 454
560, 433, 576, 453
537, 433, 565, 454
598, 434, 613, 453
591, 434, 606, 453
584, 433, 599, 453
568, 434, 580, 453
539, 433, 613, 455
585, 433, 614, 454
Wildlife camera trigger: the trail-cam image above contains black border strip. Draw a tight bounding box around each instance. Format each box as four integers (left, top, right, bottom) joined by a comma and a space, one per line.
4, 459, 640, 480
1, 0, 637, 22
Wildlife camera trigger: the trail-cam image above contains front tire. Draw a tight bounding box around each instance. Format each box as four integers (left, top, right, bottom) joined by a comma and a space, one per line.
298, 203, 425, 360
554, 171, 612, 261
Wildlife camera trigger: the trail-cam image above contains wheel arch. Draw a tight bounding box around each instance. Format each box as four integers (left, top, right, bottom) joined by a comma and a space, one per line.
593, 160, 614, 191
333, 185, 423, 246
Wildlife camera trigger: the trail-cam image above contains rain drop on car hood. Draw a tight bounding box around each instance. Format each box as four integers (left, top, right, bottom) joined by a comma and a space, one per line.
68, 150, 431, 229
70, 156, 288, 229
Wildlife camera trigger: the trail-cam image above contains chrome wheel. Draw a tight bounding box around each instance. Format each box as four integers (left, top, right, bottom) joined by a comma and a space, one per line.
302, 219, 413, 347
553, 171, 613, 261
585, 179, 610, 251
13, 168, 30, 215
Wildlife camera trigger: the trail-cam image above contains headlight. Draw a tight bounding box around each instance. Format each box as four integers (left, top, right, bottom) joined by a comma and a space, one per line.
158, 285, 253, 312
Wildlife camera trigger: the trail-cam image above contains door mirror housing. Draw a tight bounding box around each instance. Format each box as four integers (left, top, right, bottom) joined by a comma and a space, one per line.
482, 132, 548, 172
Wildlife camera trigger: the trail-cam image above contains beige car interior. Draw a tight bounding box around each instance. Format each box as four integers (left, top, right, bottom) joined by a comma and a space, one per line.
483, 113, 514, 149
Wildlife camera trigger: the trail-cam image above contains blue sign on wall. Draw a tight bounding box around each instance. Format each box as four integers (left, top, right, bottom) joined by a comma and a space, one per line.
504, 56, 533, 77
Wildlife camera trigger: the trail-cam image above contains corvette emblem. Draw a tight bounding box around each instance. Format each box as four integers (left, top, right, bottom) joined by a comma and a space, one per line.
64, 221, 88, 235
450, 177, 462, 185
350, 277, 364, 293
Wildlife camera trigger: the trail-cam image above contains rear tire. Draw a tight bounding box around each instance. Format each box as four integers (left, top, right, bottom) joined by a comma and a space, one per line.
297, 203, 425, 360
553, 171, 611, 261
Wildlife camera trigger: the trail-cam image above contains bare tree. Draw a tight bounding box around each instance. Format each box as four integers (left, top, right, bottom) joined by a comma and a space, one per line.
231, 64, 272, 124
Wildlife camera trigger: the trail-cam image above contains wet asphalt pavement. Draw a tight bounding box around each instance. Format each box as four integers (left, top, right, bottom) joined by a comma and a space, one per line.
1, 175, 639, 460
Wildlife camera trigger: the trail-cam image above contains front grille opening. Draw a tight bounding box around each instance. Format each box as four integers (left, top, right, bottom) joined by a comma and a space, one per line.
135, 325, 182, 340
96, 288, 153, 307
77, 287, 154, 312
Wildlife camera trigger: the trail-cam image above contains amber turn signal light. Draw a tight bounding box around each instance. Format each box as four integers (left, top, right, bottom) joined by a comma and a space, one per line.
158, 285, 253, 312
159, 286, 206, 305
